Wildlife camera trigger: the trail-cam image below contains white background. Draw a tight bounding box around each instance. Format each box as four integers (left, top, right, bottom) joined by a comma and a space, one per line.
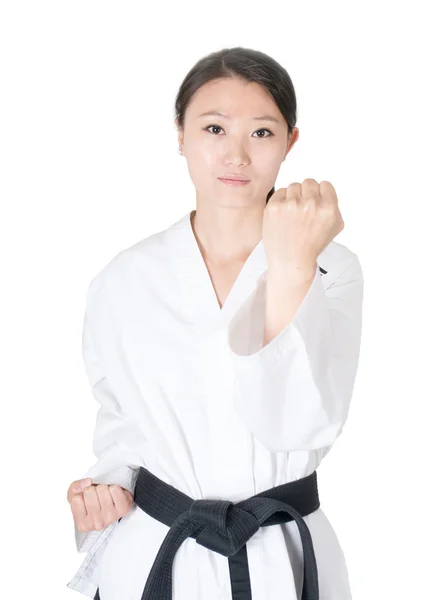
1, 1, 424, 599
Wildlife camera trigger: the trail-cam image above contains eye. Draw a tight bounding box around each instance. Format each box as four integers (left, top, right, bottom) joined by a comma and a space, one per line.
203, 125, 274, 138
253, 128, 273, 138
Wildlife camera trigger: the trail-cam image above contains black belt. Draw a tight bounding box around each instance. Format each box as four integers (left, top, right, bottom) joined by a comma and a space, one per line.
94, 467, 320, 600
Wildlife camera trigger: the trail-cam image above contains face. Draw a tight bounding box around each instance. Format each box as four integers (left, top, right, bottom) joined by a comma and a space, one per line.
176, 77, 299, 208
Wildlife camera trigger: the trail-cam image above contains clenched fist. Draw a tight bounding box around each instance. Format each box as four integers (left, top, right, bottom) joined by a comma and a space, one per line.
263, 179, 344, 271
67, 478, 134, 532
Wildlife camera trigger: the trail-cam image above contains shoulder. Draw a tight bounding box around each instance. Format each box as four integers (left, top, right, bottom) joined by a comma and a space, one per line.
85, 227, 169, 305
318, 240, 363, 289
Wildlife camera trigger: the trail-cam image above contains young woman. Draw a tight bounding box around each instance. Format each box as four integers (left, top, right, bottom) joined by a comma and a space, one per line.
66, 46, 363, 600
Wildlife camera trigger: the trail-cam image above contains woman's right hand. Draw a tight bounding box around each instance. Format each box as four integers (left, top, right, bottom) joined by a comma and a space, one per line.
67, 478, 134, 532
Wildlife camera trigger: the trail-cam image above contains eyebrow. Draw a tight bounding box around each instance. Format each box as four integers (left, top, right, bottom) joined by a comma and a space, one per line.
198, 111, 280, 124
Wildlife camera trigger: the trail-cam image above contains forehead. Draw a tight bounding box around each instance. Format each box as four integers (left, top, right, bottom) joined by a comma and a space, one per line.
186, 77, 281, 122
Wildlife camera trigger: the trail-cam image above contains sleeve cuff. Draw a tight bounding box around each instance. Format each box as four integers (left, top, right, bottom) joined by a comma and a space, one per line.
74, 464, 139, 553
228, 265, 328, 361
226, 265, 342, 452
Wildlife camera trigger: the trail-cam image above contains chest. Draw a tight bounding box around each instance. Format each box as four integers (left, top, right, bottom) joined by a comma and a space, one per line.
91, 247, 266, 397
204, 260, 245, 310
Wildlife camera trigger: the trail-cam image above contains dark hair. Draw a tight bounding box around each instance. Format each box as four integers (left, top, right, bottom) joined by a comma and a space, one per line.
174, 46, 297, 203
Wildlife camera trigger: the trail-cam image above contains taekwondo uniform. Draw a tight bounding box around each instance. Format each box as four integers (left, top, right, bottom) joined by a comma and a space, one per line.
66, 209, 364, 600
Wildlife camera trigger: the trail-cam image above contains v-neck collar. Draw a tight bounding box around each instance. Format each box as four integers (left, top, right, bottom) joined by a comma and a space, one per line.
167, 210, 268, 327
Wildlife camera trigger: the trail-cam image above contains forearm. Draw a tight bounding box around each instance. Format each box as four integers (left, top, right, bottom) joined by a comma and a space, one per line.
263, 263, 317, 347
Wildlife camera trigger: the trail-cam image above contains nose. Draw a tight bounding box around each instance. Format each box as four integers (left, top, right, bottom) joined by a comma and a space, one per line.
224, 139, 250, 167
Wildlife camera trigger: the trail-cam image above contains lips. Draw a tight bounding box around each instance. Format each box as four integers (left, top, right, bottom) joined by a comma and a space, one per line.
218, 178, 251, 187
218, 176, 250, 182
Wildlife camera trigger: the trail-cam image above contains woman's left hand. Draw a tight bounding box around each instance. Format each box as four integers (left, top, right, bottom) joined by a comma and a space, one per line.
263, 178, 344, 273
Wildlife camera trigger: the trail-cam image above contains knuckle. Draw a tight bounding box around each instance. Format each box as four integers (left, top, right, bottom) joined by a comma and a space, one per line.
282, 199, 298, 213
93, 516, 105, 530
267, 199, 280, 212
96, 484, 109, 493
303, 197, 317, 210
86, 506, 99, 523
103, 509, 117, 524
286, 182, 300, 193
83, 486, 94, 499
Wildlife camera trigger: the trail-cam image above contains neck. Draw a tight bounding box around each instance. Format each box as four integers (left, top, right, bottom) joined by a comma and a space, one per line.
190, 206, 263, 266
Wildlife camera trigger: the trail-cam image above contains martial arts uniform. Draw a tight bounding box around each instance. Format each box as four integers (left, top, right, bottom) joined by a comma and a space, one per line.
66, 209, 364, 599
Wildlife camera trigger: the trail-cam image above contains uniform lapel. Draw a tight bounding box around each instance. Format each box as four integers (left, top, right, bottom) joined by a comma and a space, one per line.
167, 210, 327, 329
167, 210, 268, 328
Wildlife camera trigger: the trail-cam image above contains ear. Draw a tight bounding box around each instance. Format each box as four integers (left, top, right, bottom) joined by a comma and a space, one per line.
284, 127, 300, 159
175, 118, 182, 134
175, 120, 184, 149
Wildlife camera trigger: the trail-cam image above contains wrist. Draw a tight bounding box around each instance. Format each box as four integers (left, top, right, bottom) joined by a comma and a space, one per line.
267, 261, 317, 283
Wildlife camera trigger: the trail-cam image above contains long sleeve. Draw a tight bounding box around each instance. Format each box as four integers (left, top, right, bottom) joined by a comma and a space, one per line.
74, 288, 143, 553
227, 254, 364, 453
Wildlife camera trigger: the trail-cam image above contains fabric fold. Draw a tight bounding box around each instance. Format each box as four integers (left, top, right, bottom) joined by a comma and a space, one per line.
227, 256, 363, 453
74, 290, 142, 554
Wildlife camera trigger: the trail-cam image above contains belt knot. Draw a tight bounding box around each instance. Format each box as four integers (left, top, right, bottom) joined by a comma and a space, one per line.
190, 499, 260, 557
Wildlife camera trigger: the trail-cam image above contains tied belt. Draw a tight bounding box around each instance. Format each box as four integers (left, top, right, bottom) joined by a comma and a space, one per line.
94, 467, 320, 600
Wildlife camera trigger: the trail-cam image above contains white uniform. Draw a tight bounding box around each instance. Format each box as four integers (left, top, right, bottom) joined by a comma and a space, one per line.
66, 209, 364, 600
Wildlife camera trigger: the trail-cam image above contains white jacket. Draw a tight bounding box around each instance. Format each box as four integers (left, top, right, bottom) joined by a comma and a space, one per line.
66, 209, 363, 600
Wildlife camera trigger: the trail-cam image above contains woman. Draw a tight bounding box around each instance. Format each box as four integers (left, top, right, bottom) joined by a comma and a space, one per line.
66, 46, 363, 600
